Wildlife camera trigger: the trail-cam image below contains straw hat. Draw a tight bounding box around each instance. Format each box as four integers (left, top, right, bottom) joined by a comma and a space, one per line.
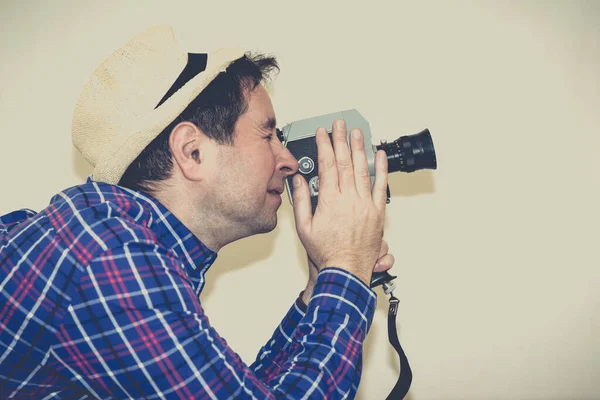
72, 25, 245, 184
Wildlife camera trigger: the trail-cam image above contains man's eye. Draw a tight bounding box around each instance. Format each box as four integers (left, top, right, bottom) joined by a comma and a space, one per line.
264, 134, 273, 142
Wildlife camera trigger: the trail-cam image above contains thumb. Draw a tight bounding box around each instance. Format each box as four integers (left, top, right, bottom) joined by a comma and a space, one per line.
291, 174, 312, 236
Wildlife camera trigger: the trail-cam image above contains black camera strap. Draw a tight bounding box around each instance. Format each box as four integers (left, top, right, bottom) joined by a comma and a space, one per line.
384, 294, 412, 399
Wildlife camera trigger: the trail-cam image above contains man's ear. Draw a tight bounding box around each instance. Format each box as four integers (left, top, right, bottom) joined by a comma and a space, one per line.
169, 122, 212, 181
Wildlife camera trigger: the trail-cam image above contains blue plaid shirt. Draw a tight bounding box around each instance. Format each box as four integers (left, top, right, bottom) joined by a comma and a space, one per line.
0, 178, 377, 399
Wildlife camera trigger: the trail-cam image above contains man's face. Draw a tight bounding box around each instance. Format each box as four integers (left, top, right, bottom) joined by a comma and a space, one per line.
205, 84, 299, 237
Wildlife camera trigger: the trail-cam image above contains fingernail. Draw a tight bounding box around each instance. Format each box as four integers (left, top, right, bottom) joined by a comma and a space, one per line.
336, 119, 345, 130
352, 129, 362, 139
293, 175, 301, 187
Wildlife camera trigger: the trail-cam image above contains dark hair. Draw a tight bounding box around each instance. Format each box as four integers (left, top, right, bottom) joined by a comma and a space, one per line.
118, 52, 279, 195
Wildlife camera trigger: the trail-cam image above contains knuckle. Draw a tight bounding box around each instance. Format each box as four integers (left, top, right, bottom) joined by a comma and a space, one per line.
352, 148, 366, 160
355, 168, 370, 179
333, 127, 346, 136
337, 158, 353, 169
333, 129, 347, 140
324, 157, 335, 169
319, 155, 335, 170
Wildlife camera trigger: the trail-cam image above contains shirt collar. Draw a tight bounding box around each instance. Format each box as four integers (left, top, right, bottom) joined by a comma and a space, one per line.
86, 177, 218, 279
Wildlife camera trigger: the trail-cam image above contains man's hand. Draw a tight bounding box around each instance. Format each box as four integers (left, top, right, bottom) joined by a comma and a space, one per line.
301, 240, 395, 304
292, 120, 388, 286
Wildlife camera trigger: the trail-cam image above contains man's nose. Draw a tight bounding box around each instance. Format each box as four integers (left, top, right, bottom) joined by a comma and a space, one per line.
277, 145, 299, 177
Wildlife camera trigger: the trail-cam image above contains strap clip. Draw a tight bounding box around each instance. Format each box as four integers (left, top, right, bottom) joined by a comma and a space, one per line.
388, 296, 400, 316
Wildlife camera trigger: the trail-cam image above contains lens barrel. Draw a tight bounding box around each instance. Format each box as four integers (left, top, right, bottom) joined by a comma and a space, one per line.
376, 129, 437, 173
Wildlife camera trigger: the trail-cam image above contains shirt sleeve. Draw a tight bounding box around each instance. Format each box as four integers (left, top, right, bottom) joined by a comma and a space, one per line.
249, 293, 307, 379
56, 241, 377, 399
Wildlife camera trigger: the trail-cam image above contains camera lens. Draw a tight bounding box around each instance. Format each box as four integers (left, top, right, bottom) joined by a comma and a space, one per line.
376, 129, 437, 173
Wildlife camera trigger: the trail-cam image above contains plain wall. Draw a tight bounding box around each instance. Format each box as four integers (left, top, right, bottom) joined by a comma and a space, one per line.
1, 1, 598, 399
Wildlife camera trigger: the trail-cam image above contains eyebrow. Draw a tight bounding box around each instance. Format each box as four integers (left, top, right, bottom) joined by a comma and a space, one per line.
262, 117, 277, 131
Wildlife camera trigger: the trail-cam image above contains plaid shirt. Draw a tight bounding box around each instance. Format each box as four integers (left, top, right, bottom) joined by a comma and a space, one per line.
0, 178, 377, 399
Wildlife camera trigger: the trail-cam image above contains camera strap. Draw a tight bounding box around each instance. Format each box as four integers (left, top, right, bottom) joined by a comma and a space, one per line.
384, 294, 413, 399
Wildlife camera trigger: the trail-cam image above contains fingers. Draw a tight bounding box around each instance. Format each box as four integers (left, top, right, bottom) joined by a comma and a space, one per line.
374, 253, 395, 272
291, 174, 312, 235
371, 150, 389, 212
350, 127, 372, 199
331, 119, 355, 192
317, 119, 386, 211
316, 127, 338, 195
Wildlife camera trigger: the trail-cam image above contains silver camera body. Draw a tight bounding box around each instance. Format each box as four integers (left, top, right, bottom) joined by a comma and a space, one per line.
279, 109, 378, 213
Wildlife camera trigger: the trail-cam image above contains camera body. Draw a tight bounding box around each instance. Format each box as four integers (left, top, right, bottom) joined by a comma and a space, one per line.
279, 109, 379, 214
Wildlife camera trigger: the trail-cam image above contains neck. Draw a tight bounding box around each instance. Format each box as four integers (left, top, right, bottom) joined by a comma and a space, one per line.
152, 183, 249, 252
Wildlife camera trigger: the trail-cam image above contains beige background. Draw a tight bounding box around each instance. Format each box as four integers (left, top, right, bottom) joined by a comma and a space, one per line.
1, 1, 599, 399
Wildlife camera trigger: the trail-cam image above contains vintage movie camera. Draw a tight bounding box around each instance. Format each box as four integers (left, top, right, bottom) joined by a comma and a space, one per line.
277, 109, 437, 290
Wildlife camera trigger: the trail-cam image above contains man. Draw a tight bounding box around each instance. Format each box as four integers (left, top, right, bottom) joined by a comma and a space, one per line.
0, 25, 394, 399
